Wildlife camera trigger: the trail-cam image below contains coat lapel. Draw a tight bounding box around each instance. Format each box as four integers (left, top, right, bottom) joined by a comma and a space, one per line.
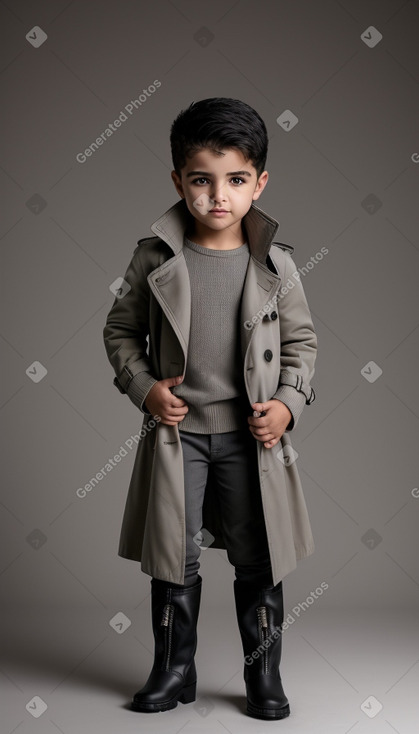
148, 253, 191, 364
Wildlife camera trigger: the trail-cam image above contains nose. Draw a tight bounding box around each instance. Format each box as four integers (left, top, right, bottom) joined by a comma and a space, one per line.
210, 180, 228, 204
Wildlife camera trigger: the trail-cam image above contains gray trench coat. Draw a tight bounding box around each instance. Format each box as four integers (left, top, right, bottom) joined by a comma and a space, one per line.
103, 199, 317, 585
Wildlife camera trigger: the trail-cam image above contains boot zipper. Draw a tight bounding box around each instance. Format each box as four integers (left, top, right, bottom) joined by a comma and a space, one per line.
161, 603, 174, 671
257, 605, 269, 674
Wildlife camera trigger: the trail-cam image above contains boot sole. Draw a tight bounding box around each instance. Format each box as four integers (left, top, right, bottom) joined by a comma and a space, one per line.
247, 701, 291, 720
131, 681, 196, 713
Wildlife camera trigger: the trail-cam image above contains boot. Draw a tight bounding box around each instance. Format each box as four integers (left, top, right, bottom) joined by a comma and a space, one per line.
233, 578, 290, 720
131, 574, 202, 713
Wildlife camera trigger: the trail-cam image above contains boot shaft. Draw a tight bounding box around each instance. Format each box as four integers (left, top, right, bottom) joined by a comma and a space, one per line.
150, 575, 202, 676
234, 579, 284, 678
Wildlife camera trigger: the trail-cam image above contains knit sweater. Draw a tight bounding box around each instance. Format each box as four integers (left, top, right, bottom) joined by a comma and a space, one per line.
170, 235, 251, 433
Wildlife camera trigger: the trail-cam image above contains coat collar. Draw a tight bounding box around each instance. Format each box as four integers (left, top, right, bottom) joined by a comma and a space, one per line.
150, 198, 280, 265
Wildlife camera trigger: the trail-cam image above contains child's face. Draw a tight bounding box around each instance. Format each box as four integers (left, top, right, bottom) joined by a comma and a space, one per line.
171, 147, 268, 236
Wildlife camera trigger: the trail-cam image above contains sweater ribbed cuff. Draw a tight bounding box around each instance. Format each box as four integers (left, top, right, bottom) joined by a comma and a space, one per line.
126, 371, 158, 414
271, 385, 306, 431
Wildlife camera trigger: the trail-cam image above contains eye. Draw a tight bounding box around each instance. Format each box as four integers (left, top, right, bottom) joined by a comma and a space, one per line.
191, 177, 209, 185
230, 177, 245, 185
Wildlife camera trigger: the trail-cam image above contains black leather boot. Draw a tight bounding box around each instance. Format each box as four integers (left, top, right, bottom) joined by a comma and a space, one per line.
131, 574, 202, 713
233, 578, 290, 720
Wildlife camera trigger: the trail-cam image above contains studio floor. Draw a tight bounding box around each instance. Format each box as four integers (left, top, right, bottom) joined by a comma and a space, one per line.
1, 601, 418, 734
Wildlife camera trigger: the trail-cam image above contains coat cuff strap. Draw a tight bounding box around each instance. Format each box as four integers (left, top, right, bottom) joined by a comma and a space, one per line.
278, 369, 316, 405
113, 360, 151, 394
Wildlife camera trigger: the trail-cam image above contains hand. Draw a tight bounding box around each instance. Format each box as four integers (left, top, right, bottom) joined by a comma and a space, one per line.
144, 376, 189, 426
248, 400, 292, 448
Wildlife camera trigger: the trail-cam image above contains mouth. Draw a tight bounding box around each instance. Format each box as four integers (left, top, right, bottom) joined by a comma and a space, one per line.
209, 209, 229, 213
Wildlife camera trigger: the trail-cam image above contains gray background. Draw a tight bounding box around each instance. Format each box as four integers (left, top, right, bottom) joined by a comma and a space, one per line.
1, 1, 419, 732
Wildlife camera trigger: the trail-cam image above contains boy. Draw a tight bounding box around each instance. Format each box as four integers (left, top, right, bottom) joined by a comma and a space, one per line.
103, 97, 317, 720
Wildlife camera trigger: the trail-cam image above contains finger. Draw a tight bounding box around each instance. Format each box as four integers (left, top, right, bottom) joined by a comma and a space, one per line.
258, 432, 276, 442
165, 375, 184, 388
264, 436, 281, 449
165, 412, 188, 421
167, 398, 188, 408
248, 416, 268, 427
252, 426, 272, 437
169, 397, 187, 408
251, 402, 265, 412
167, 405, 189, 414
261, 431, 275, 440
252, 432, 271, 443
249, 423, 271, 433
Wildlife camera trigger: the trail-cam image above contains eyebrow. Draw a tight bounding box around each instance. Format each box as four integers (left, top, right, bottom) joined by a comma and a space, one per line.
186, 170, 252, 178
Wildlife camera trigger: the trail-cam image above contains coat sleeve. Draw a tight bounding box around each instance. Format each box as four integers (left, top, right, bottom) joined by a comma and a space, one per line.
270, 248, 317, 431
103, 246, 158, 415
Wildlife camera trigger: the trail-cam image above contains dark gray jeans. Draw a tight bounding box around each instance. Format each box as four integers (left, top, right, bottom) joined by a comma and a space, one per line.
177, 427, 274, 588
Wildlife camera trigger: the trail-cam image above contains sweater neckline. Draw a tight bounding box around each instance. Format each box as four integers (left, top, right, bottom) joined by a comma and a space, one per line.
184, 236, 249, 257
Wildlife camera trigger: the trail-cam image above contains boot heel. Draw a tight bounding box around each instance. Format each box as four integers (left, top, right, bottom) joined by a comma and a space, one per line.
179, 681, 196, 704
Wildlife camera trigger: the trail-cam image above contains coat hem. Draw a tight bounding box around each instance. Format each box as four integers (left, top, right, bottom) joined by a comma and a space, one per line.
295, 542, 315, 560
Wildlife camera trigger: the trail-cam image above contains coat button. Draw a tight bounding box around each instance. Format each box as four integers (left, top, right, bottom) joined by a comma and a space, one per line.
264, 349, 273, 362
270, 311, 278, 320
262, 314, 269, 322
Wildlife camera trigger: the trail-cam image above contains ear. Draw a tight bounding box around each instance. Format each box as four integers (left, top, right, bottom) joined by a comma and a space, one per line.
171, 170, 185, 199
252, 170, 269, 201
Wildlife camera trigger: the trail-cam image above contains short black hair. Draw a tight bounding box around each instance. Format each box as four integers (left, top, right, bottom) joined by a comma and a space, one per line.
170, 97, 268, 177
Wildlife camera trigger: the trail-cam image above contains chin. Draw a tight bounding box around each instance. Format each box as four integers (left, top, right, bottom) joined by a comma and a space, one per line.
209, 221, 232, 230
